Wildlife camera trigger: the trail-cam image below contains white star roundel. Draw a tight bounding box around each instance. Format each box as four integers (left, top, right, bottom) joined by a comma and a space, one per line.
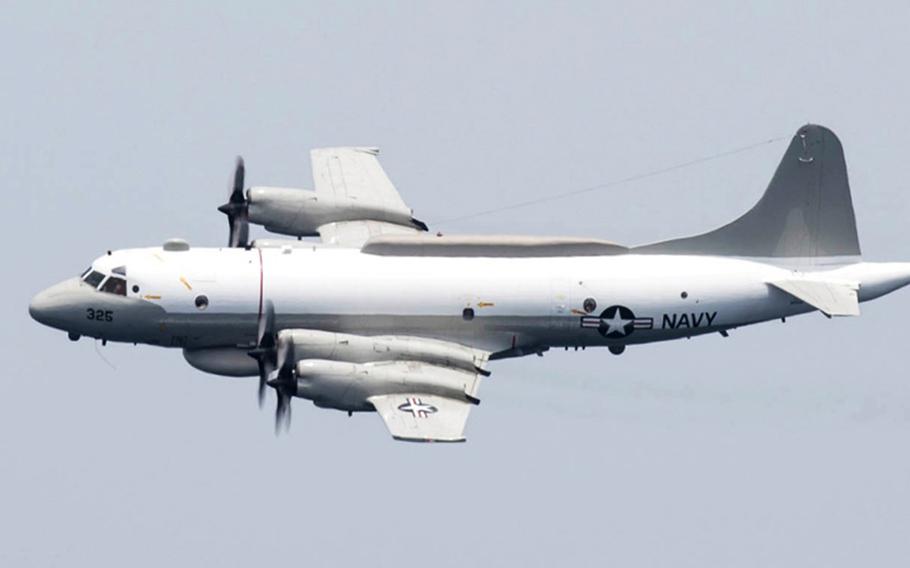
601, 307, 632, 336
599, 305, 635, 337
579, 305, 653, 338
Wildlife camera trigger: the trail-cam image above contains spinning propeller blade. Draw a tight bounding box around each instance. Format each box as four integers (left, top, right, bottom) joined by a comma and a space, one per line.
267, 334, 296, 434
217, 156, 250, 248
248, 301, 297, 433
248, 301, 276, 408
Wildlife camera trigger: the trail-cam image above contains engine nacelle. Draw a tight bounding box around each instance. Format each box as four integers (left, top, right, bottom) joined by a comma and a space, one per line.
292, 359, 479, 412
246, 186, 424, 237
279, 329, 488, 374
183, 347, 259, 377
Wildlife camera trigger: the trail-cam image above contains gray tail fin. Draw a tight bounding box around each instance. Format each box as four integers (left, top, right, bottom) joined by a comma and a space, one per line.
635, 124, 861, 258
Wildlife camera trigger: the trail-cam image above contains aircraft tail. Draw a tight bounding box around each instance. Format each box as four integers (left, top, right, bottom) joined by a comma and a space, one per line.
635, 124, 861, 259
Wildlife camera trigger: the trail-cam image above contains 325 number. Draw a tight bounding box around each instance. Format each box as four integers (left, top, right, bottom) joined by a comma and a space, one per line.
86, 308, 113, 322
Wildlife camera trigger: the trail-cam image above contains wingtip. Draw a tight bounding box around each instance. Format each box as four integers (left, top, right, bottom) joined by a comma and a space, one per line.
392, 436, 467, 444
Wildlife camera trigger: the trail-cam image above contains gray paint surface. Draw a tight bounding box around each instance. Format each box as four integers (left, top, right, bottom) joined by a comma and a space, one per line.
637, 124, 862, 257
4, 2, 910, 566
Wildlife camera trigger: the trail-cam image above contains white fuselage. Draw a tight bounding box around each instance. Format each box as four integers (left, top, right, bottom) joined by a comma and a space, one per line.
73, 245, 910, 355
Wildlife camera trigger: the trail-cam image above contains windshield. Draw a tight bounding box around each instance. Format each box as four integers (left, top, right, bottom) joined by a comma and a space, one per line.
100, 276, 127, 296
83, 270, 105, 288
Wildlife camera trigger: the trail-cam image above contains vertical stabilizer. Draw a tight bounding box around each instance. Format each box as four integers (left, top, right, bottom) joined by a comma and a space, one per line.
635, 125, 861, 258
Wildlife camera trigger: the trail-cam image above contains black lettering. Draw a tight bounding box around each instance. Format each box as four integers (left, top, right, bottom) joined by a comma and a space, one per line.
678, 313, 690, 328
662, 314, 677, 329
706, 311, 717, 326
692, 313, 704, 327
86, 308, 114, 322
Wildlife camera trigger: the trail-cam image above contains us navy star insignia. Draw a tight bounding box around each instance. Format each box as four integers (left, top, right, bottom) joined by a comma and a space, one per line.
580, 305, 653, 338
602, 309, 632, 336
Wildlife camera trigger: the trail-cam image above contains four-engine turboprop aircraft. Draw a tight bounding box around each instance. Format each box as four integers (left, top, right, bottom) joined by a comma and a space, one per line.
29, 124, 910, 442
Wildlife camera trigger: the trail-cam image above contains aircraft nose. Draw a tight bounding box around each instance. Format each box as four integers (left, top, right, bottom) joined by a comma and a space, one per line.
28, 277, 88, 328
28, 289, 51, 324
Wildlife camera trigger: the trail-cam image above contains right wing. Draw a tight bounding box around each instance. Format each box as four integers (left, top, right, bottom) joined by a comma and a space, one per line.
310, 147, 427, 246
311, 147, 410, 210
317, 220, 423, 247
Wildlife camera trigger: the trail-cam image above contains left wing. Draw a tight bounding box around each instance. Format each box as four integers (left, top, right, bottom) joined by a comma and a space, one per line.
369, 394, 473, 443
310, 147, 427, 246
262, 330, 489, 442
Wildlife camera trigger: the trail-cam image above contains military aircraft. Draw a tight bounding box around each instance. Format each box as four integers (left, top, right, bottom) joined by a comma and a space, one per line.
29, 125, 910, 442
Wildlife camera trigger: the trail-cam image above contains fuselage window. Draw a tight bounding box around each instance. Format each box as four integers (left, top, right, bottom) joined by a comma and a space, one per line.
83, 270, 106, 288
100, 276, 127, 296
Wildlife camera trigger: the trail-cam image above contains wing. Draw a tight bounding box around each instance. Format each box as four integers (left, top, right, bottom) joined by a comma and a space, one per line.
271, 330, 489, 442
317, 220, 422, 247
311, 147, 409, 209
310, 147, 427, 246
369, 393, 474, 443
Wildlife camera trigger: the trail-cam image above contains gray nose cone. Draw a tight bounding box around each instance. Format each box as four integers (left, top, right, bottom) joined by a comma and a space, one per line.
28, 290, 51, 325
29, 277, 90, 328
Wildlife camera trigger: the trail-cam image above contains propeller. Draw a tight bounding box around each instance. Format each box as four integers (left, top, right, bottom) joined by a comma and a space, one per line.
247, 300, 276, 408
217, 156, 250, 248
247, 301, 296, 433
267, 334, 296, 434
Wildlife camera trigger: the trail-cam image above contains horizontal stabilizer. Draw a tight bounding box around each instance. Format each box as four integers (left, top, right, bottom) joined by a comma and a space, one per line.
769, 279, 860, 317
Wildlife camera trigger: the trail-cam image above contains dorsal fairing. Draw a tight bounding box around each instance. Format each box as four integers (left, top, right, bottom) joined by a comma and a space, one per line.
635, 124, 861, 259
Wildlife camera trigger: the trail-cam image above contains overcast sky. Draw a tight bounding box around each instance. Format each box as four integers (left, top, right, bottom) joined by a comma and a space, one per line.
3, 2, 910, 566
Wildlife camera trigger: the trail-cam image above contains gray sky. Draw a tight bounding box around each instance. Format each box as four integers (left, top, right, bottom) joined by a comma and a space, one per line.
3, 2, 910, 566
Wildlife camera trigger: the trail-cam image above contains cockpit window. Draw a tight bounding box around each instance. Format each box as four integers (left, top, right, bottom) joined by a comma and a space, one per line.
80, 267, 92, 278
100, 276, 127, 296
83, 270, 105, 288
112, 265, 126, 276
